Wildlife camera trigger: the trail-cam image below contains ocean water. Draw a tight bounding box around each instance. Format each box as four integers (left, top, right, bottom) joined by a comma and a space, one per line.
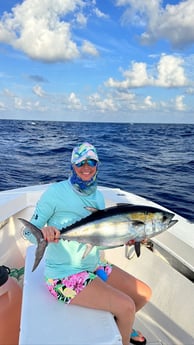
0, 120, 194, 222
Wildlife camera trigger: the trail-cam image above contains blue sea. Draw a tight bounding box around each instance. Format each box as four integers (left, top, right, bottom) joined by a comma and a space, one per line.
0, 120, 194, 222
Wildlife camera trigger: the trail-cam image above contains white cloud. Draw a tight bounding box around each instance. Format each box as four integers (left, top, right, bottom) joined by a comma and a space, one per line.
0, 0, 100, 62
105, 61, 151, 88
155, 55, 187, 87
32, 85, 46, 97
93, 8, 109, 19
115, 90, 135, 102
116, 0, 160, 26
3, 88, 15, 97
144, 95, 156, 108
75, 12, 87, 26
105, 54, 188, 89
88, 93, 117, 112
81, 40, 99, 56
67, 92, 82, 109
14, 97, 27, 110
123, 62, 152, 86
14, 96, 47, 111
0, 101, 6, 110
142, 0, 194, 48
175, 95, 186, 111
116, 0, 194, 49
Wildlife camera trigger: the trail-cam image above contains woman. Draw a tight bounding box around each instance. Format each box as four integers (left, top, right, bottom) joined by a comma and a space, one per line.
24, 142, 151, 345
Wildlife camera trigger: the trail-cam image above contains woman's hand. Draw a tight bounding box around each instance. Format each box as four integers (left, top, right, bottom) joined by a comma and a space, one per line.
125, 239, 147, 246
125, 239, 136, 246
41, 226, 60, 243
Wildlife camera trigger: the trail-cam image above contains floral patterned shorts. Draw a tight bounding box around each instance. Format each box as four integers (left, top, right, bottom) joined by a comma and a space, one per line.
45, 264, 112, 304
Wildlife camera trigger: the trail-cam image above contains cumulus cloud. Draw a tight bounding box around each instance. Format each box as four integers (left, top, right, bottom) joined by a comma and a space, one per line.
144, 95, 156, 108
75, 12, 87, 26
0, 101, 6, 110
32, 85, 46, 97
14, 97, 28, 110
88, 93, 118, 112
0, 0, 100, 62
116, 0, 160, 26
116, 0, 194, 49
105, 62, 151, 88
13, 96, 47, 112
67, 92, 82, 110
105, 54, 188, 89
115, 90, 136, 102
175, 95, 186, 111
155, 55, 187, 87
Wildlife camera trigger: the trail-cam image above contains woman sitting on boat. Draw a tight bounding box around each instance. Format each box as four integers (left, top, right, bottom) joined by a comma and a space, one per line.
24, 142, 151, 345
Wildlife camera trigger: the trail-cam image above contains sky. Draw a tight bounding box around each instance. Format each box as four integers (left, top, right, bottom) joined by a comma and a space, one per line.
0, 0, 194, 123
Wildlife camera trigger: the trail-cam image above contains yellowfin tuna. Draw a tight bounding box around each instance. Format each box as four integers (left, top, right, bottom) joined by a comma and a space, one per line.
19, 204, 177, 271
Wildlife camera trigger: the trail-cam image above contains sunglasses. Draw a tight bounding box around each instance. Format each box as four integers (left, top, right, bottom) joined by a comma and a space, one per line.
75, 159, 98, 167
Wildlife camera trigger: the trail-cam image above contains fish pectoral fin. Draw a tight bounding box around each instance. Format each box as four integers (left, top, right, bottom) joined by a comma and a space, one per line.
82, 243, 94, 259
132, 220, 144, 227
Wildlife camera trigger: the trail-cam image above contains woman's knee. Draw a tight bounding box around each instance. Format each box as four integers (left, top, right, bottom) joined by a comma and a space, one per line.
144, 283, 152, 302
135, 282, 152, 311
116, 295, 136, 318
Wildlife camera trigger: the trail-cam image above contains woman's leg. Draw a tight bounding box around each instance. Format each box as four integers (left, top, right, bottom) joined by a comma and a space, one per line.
71, 277, 135, 345
107, 265, 151, 343
107, 265, 152, 311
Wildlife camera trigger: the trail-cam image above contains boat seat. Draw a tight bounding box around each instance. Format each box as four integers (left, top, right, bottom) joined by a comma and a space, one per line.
19, 245, 122, 345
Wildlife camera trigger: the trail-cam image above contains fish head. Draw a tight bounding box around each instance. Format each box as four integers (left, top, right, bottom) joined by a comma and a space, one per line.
126, 206, 178, 241
134, 211, 178, 257
153, 210, 178, 232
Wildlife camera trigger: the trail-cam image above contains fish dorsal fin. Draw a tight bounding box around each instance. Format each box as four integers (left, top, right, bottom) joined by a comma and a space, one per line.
85, 203, 134, 213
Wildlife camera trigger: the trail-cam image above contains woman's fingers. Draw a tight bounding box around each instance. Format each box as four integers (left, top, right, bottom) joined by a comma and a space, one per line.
41, 226, 60, 242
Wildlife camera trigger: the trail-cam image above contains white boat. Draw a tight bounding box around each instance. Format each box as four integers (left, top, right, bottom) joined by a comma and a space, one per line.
0, 184, 194, 345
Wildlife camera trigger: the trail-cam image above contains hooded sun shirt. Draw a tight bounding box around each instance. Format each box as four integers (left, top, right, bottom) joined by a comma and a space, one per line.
70, 142, 99, 195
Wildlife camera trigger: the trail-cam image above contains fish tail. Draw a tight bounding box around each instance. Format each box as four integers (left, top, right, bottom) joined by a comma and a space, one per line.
18, 218, 48, 271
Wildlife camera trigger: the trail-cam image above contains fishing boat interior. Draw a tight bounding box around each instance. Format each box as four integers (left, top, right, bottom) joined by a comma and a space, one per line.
0, 184, 194, 345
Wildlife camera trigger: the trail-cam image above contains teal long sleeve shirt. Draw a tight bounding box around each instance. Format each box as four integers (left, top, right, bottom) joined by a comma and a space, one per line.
24, 180, 105, 279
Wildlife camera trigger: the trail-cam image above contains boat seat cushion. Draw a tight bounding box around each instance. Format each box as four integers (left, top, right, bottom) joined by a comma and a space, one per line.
19, 245, 122, 345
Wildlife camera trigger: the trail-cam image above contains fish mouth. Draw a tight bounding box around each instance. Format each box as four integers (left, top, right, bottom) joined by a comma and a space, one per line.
162, 211, 178, 229
167, 219, 178, 229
